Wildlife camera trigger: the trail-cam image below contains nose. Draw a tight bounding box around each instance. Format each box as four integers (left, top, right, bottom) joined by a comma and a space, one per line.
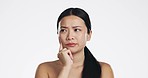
66, 31, 74, 40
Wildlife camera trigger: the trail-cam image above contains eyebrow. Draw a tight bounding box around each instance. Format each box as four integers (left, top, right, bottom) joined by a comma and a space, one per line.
60, 26, 68, 28
60, 26, 82, 28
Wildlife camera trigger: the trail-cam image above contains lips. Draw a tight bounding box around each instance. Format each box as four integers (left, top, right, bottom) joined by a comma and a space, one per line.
66, 43, 77, 47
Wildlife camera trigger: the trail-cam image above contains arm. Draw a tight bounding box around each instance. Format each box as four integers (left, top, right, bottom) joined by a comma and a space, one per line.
100, 63, 114, 78
57, 66, 71, 78
57, 43, 73, 78
35, 64, 49, 78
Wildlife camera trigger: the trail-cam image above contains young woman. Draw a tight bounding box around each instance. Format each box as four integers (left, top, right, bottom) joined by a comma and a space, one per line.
35, 8, 114, 78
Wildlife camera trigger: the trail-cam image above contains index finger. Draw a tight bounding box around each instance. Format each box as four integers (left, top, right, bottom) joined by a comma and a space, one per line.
59, 43, 63, 51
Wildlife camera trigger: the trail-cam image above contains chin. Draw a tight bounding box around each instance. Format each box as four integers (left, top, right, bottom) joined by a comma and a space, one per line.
67, 47, 75, 50
67, 47, 77, 53
68, 47, 83, 54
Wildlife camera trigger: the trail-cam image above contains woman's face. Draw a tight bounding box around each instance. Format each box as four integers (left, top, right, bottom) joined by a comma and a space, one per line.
58, 15, 92, 53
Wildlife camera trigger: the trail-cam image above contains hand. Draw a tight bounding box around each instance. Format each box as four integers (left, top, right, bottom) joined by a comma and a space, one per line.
57, 43, 73, 67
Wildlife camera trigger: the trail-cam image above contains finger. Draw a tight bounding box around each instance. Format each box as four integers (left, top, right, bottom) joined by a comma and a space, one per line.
57, 48, 68, 58
59, 43, 63, 51
59, 48, 67, 57
57, 53, 60, 58
68, 50, 73, 59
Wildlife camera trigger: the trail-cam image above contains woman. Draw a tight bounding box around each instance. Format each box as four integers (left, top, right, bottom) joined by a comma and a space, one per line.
35, 8, 114, 78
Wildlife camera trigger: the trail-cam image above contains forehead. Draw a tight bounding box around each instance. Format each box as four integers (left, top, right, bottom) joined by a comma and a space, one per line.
60, 15, 86, 27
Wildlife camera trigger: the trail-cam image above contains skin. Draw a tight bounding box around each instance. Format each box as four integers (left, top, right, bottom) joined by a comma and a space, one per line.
35, 15, 114, 78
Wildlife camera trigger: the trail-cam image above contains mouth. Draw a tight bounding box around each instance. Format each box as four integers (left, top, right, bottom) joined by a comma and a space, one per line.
65, 43, 77, 47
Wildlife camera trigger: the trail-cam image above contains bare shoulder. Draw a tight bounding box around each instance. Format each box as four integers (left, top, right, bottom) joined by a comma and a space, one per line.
99, 62, 114, 78
35, 60, 60, 78
37, 60, 59, 69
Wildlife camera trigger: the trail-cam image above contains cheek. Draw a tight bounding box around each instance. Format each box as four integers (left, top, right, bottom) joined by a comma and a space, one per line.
78, 33, 88, 43
58, 35, 63, 43
59, 34, 66, 43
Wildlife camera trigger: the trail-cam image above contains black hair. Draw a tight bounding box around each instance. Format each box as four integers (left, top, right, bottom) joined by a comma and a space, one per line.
57, 8, 91, 34
57, 8, 101, 78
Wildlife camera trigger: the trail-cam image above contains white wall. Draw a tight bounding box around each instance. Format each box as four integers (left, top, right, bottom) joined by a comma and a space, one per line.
0, 0, 148, 78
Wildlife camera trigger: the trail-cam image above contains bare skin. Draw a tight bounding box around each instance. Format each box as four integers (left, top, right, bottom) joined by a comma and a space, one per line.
35, 15, 114, 78
35, 61, 114, 78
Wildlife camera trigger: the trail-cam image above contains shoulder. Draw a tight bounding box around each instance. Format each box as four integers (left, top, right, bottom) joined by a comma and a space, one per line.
36, 60, 58, 71
99, 62, 114, 78
35, 60, 60, 78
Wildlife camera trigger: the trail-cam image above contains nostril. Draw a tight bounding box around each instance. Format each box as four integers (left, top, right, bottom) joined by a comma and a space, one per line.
66, 36, 74, 40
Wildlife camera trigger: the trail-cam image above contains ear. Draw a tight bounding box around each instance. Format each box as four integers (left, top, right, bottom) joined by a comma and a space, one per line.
87, 30, 92, 41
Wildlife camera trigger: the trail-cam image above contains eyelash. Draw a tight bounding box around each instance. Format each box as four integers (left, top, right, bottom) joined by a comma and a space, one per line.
60, 29, 67, 32
74, 29, 81, 32
60, 28, 81, 33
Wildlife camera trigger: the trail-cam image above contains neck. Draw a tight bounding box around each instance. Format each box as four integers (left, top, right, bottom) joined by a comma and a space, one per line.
71, 48, 85, 68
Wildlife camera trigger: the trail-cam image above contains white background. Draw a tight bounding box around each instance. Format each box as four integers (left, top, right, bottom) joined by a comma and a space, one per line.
0, 0, 148, 78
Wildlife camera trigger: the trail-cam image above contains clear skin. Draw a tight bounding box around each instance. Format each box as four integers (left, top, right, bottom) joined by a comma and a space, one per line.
35, 15, 114, 78
58, 15, 91, 67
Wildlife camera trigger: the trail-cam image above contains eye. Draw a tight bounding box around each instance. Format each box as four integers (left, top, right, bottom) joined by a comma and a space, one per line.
74, 29, 81, 32
60, 29, 67, 33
